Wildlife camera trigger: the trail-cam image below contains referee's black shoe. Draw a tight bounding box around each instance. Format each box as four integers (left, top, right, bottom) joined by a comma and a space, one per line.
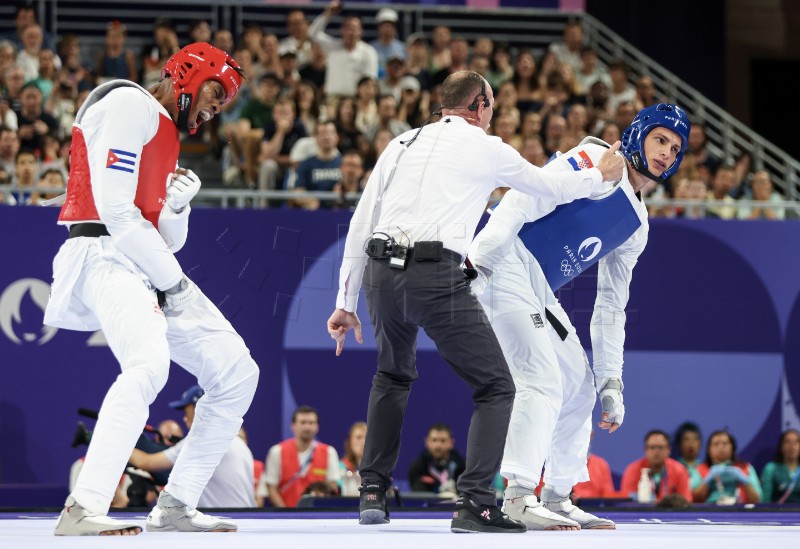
450, 497, 527, 533
358, 483, 389, 524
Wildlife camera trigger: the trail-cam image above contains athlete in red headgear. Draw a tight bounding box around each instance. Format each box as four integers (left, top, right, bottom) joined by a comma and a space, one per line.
45, 44, 258, 536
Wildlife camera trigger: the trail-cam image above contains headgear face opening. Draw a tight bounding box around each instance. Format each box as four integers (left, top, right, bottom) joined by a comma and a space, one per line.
620, 103, 691, 181
467, 78, 490, 112
161, 42, 243, 134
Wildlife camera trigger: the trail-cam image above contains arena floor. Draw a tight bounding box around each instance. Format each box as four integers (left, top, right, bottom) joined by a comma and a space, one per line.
2, 510, 800, 548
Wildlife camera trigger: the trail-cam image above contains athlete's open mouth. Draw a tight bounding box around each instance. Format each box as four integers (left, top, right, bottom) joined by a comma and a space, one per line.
195, 109, 213, 127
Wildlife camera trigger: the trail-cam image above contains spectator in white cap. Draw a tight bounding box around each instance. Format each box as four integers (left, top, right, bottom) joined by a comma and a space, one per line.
397, 74, 428, 127
279, 45, 301, 93
370, 7, 406, 80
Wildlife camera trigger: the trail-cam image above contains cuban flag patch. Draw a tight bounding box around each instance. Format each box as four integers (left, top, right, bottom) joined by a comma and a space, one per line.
106, 149, 137, 173
566, 150, 594, 171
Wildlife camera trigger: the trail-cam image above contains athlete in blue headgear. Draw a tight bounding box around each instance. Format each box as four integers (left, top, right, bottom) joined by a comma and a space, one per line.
467, 103, 690, 530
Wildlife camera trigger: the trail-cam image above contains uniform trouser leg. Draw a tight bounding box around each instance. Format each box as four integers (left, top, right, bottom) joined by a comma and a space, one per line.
413, 260, 515, 505
163, 283, 259, 509
361, 259, 515, 506
360, 261, 420, 488
489, 309, 563, 487
71, 260, 171, 515
543, 307, 595, 490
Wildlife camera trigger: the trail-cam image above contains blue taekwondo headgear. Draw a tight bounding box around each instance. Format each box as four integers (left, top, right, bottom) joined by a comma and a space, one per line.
620, 103, 691, 181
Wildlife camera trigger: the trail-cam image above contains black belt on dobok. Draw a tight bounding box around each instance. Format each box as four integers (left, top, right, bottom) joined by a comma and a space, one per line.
69, 223, 110, 238
545, 308, 569, 342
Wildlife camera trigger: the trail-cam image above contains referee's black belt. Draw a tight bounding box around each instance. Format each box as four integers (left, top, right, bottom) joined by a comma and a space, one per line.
406, 246, 462, 262
69, 223, 110, 238
368, 240, 462, 263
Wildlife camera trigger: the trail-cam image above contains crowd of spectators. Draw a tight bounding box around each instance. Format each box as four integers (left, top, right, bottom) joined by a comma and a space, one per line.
82, 398, 799, 509
0, 1, 792, 217
574, 424, 800, 507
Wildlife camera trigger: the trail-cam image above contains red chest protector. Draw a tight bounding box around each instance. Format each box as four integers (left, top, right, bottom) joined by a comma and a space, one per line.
58, 111, 180, 230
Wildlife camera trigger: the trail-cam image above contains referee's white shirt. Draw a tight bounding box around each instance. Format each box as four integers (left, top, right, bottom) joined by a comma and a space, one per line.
336, 115, 608, 312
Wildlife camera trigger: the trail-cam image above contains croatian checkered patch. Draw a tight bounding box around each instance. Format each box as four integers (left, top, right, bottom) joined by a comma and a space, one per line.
567, 150, 594, 171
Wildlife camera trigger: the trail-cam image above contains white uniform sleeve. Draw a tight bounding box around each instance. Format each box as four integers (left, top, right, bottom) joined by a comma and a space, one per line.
469, 144, 613, 271
335, 140, 400, 312
590, 226, 648, 382
467, 190, 539, 271
157, 203, 190, 252
83, 87, 183, 290
494, 141, 606, 207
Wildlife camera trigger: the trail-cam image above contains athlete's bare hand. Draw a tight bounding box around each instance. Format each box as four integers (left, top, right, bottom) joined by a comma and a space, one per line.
597, 140, 624, 183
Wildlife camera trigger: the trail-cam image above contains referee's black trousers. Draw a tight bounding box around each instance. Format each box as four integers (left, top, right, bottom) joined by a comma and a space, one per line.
359, 253, 515, 506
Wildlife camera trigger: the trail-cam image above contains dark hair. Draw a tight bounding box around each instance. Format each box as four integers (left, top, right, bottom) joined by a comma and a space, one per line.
656, 493, 691, 508
774, 429, 800, 464
189, 19, 209, 33
153, 17, 173, 30
292, 405, 318, 423
243, 22, 263, 35
441, 70, 484, 110
357, 76, 376, 89
315, 120, 337, 135
644, 430, 670, 446
294, 79, 320, 120
608, 60, 629, 74
703, 430, 739, 467
674, 422, 702, 449
15, 2, 36, 17
15, 148, 36, 161
715, 163, 736, 175
303, 481, 336, 496
21, 82, 42, 94
510, 49, 539, 91
427, 423, 453, 437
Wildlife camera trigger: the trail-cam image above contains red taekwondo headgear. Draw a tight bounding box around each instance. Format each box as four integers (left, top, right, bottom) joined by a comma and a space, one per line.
161, 42, 243, 134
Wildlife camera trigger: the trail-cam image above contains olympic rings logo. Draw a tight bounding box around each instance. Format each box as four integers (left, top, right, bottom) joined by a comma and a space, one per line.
560, 259, 573, 276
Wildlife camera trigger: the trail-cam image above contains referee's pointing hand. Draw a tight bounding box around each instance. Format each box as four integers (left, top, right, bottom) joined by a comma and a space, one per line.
327, 309, 363, 356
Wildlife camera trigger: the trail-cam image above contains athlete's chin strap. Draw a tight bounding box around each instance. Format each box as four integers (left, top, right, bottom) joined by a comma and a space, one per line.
176, 92, 195, 134
628, 151, 667, 184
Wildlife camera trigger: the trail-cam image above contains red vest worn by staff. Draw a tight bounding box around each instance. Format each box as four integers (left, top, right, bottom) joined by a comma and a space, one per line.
278, 439, 330, 507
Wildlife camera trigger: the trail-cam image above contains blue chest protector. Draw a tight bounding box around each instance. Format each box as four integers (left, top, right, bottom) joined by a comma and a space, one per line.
517, 185, 642, 291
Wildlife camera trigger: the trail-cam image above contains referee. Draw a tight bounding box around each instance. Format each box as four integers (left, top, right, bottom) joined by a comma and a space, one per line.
327, 70, 623, 533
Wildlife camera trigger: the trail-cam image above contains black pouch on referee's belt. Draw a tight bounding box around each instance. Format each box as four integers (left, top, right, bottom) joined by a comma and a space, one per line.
413, 241, 443, 261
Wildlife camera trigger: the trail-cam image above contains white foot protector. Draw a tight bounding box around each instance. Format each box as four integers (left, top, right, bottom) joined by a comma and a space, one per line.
502, 494, 581, 531
54, 496, 142, 536
542, 499, 616, 530
146, 491, 237, 533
